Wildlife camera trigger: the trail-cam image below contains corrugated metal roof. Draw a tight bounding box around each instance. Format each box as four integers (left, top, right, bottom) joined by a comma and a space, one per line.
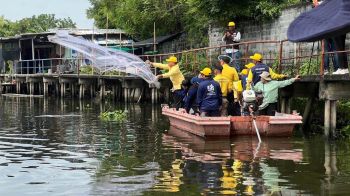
134, 33, 181, 46
0, 29, 128, 41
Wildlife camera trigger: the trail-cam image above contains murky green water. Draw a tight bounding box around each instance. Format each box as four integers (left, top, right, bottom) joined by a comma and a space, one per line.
0, 96, 349, 195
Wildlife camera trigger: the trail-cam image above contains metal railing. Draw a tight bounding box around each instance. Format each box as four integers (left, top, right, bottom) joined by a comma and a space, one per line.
139, 40, 350, 76
3, 39, 349, 77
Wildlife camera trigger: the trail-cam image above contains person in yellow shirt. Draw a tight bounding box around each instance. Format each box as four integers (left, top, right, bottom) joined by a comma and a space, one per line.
213, 65, 233, 116
218, 56, 240, 116
219, 56, 239, 82
246, 53, 286, 89
147, 56, 185, 109
240, 63, 256, 89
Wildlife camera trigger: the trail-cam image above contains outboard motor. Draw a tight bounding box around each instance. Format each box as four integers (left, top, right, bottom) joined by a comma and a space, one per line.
242, 90, 259, 116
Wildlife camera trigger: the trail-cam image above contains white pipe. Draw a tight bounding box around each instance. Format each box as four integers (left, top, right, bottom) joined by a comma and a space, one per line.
253, 118, 262, 143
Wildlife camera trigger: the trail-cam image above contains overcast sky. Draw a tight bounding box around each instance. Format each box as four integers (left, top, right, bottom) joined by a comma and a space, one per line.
0, 0, 94, 28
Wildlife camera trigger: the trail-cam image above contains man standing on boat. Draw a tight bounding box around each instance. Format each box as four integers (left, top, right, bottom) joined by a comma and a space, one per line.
197, 68, 222, 117
222, 21, 242, 71
246, 53, 286, 88
254, 71, 300, 116
213, 65, 232, 116
218, 56, 240, 116
147, 56, 185, 109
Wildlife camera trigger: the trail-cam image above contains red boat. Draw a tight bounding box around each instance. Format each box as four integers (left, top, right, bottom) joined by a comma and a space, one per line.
162, 106, 303, 137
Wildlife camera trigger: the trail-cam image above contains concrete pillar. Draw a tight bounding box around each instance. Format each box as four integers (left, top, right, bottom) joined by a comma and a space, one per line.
44, 82, 49, 97
324, 100, 331, 137
330, 100, 337, 137
324, 100, 337, 137
30, 82, 34, 95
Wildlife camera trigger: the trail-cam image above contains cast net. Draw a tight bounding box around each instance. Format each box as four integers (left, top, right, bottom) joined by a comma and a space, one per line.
48, 30, 160, 88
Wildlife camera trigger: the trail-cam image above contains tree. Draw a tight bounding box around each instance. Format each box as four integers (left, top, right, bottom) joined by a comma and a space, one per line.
87, 0, 306, 46
0, 14, 76, 37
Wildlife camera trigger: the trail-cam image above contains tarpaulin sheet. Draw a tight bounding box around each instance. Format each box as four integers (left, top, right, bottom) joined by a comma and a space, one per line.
287, 0, 350, 42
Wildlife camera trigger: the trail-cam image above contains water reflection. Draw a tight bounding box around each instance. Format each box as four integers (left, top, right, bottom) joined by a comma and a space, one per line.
0, 96, 348, 195
148, 127, 305, 195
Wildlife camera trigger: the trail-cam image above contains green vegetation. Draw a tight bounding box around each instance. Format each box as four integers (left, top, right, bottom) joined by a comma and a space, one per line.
299, 58, 320, 75
87, 0, 307, 45
0, 14, 76, 37
100, 110, 127, 122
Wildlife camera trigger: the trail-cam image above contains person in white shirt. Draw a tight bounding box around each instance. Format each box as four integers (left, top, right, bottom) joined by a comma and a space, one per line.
222, 21, 242, 72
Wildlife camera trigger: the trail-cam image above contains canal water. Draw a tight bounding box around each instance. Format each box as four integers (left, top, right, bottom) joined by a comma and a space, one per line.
0, 96, 349, 196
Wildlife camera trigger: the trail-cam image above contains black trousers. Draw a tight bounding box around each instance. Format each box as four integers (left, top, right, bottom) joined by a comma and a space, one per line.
334, 34, 348, 69
171, 90, 183, 110
259, 103, 277, 116
227, 92, 241, 116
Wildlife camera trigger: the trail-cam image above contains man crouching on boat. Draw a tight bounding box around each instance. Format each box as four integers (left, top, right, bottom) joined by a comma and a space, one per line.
197, 68, 222, 117
254, 71, 300, 116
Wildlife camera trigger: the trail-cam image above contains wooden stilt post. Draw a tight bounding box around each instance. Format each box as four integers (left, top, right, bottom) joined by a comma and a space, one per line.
90, 84, 94, 98
61, 83, 65, 98
100, 80, 105, 100
71, 83, 75, 98
38, 82, 43, 95
124, 87, 128, 103
30, 82, 34, 95
286, 98, 291, 114
303, 98, 313, 127
79, 84, 84, 99
113, 85, 118, 101
44, 82, 49, 97
55, 83, 59, 96
16, 82, 20, 94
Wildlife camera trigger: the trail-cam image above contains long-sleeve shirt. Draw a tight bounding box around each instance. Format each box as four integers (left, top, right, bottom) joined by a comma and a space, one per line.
222, 64, 239, 82
222, 30, 241, 51
197, 79, 222, 111
254, 78, 296, 110
183, 85, 198, 112
222, 31, 241, 43
153, 63, 185, 90
214, 74, 232, 97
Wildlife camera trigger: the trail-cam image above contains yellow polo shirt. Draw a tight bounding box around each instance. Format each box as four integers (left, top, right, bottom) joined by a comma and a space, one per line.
153, 63, 185, 90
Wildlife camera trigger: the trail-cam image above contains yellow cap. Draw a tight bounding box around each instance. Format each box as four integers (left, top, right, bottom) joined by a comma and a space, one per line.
245, 63, 255, 69
228, 21, 235, 27
240, 69, 248, 75
166, 56, 178, 63
249, 53, 263, 61
200, 67, 212, 76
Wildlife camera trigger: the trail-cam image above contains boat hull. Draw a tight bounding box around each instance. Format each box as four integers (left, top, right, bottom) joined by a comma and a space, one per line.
162, 106, 302, 137
162, 107, 231, 137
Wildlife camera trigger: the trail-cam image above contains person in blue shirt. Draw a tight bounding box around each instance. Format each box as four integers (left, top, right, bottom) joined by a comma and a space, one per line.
196, 68, 222, 117
183, 76, 204, 114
